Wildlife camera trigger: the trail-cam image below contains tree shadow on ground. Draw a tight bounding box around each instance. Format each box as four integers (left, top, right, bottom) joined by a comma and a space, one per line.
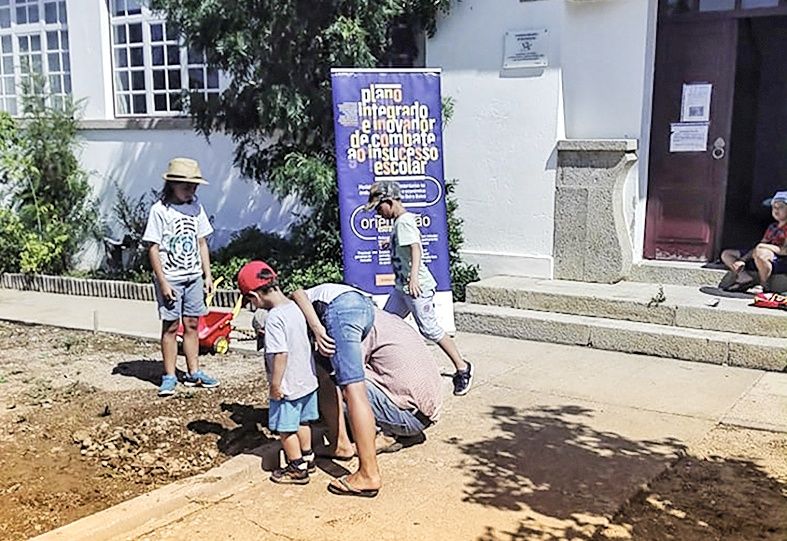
112, 359, 186, 385
461, 405, 787, 541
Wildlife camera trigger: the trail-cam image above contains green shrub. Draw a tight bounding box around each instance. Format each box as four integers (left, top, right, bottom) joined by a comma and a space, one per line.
0, 92, 97, 275
0, 209, 24, 273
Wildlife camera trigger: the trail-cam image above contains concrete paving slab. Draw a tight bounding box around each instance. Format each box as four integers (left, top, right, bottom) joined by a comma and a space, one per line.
455, 333, 762, 420
721, 372, 787, 433
124, 388, 712, 541
2, 288, 778, 540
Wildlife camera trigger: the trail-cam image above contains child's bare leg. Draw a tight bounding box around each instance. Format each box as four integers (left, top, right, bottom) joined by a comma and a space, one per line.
181, 315, 200, 374
753, 247, 774, 286
280, 432, 302, 463
297, 424, 312, 454
161, 320, 179, 376
436, 335, 468, 373
721, 248, 742, 271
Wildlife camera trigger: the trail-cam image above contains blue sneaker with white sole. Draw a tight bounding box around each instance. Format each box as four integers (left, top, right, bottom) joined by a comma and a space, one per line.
158, 374, 178, 396
183, 370, 219, 389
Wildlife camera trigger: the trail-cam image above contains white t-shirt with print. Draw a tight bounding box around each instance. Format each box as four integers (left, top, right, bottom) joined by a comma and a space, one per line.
142, 200, 213, 281
264, 301, 318, 400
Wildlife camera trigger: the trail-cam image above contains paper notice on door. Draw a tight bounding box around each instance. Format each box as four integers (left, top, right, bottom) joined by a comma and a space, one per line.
670, 122, 709, 152
680, 83, 712, 122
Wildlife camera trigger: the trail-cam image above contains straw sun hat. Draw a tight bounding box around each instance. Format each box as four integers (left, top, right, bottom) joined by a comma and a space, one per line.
162, 157, 208, 185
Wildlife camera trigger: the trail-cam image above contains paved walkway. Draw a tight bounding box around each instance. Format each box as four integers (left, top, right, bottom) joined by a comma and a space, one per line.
1, 289, 785, 540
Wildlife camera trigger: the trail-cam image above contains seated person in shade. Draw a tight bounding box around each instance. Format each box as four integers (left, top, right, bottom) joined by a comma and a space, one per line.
720, 190, 787, 294
317, 308, 443, 456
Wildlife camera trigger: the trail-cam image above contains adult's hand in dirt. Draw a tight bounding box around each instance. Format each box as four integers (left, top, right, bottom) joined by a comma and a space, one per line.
314, 325, 336, 357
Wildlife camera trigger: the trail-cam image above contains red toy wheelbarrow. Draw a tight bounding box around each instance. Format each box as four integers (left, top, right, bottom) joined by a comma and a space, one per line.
176, 278, 243, 354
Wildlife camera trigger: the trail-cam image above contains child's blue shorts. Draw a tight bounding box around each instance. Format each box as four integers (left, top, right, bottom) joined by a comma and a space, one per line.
268, 389, 319, 433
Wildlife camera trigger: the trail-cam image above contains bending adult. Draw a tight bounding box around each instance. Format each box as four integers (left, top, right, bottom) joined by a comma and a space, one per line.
317, 308, 443, 456
291, 283, 381, 498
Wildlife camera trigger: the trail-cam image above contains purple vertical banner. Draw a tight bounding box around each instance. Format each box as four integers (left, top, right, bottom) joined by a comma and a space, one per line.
331, 68, 452, 298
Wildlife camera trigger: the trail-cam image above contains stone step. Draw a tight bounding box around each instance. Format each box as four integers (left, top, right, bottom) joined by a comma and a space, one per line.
466, 275, 787, 338
455, 302, 787, 371
628, 261, 726, 287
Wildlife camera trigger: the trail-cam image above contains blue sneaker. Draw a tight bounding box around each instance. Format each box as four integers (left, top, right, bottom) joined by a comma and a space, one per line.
158, 374, 178, 397
183, 370, 219, 389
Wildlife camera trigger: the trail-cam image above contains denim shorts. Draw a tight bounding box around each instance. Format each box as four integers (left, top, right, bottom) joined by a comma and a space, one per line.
366, 381, 428, 437
154, 276, 207, 321
268, 389, 319, 433
383, 287, 445, 342
323, 291, 375, 387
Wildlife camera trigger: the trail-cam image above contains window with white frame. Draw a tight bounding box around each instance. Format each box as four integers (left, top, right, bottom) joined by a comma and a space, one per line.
109, 0, 220, 117
0, 0, 70, 115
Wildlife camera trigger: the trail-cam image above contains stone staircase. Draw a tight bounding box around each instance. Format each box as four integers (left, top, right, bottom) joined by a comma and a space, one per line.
455, 272, 787, 371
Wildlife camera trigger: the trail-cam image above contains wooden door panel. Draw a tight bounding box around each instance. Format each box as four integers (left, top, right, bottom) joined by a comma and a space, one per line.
645, 19, 737, 261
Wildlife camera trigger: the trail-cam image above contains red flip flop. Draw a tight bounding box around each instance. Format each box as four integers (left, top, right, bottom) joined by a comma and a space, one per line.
752, 292, 787, 309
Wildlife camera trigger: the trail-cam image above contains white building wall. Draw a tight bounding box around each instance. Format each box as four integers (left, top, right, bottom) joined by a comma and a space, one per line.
427, 0, 657, 279
562, 0, 658, 261
428, 0, 565, 279
65, 1, 293, 268
77, 129, 300, 249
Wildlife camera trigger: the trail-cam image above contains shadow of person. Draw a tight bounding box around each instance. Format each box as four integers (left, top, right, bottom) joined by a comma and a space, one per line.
699, 285, 753, 299
112, 359, 186, 385
187, 402, 272, 460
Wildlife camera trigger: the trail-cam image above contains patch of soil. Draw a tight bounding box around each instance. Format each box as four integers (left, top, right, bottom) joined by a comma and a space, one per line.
0, 321, 269, 541
596, 426, 787, 540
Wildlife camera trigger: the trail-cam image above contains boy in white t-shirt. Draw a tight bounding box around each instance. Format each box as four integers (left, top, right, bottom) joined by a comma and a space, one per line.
237, 261, 318, 485
365, 180, 474, 396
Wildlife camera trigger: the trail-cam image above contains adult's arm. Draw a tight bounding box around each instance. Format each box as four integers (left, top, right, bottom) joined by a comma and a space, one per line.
290, 289, 336, 356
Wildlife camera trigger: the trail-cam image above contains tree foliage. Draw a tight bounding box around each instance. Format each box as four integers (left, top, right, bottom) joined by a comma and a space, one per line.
151, 1, 480, 296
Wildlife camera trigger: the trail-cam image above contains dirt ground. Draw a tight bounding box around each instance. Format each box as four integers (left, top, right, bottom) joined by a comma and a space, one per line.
0, 321, 786, 541
593, 426, 787, 541
0, 321, 268, 541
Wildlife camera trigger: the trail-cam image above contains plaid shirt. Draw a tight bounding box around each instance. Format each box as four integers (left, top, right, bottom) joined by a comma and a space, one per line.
762, 222, 787, 247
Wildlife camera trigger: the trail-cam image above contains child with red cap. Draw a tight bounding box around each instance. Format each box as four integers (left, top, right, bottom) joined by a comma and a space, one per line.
237, 261, 318, 485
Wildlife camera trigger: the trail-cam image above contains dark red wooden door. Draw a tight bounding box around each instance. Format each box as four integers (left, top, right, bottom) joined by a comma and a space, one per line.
644, 19, 738, 261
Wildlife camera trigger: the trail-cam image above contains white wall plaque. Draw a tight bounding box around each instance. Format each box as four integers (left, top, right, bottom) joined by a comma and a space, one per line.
503, 29, 549, 70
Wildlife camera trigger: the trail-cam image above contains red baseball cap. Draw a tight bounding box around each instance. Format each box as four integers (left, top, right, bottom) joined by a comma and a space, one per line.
237, 261, 278, 295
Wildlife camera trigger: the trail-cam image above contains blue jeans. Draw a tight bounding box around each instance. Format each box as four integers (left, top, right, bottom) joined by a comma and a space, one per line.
323, 292, 375, 386
366, 380, 428, 437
